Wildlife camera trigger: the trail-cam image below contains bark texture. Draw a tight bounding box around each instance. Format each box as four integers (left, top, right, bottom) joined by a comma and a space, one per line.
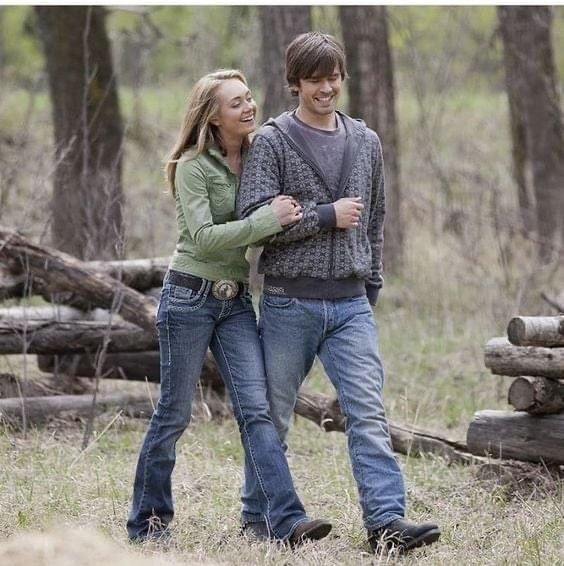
0, 391, 229, 427
507, 316, 564, 347
508, 376, 564, 414
0, 227, 157, 335
36, 351, 224, 392
0, 320, 156, 355
295, 388, 476, 464
35, 6, 124, 260
467, 409, 564, 464
484, 337, 564, 379
340, 5, 404, 274
259, 6, 311, 120
498, 7, 564, 261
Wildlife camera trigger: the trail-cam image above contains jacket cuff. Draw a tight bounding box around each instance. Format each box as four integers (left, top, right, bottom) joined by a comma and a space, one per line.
316, 204, 337, 228
366, 285, 380, 306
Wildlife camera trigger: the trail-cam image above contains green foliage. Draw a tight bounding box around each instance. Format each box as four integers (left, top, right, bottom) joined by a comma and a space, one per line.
0, 7, 43, 85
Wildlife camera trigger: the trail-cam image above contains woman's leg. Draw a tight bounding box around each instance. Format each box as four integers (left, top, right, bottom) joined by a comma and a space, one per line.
209, 296, 307, 541
127, 282, 214, 540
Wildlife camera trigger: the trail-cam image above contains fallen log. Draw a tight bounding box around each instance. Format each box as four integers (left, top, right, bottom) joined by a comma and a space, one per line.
0, 227, 157, 335
36, 351, 225, 391
484, 337, 564, 379
0, 320, 156, 354
508, 376, 564, 414
0, 373, 55, 398
466, 409, 564, 464
507, 316, 564, 347
81, 257, 168, 290
295, 388, 477, 465
0, 305, 112, 322
0, 389, 229, 427
0, 372, 94, 397
0, 257, 169, 300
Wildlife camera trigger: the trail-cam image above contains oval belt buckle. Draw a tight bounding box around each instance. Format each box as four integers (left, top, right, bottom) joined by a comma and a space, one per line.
212, 279, 239, 300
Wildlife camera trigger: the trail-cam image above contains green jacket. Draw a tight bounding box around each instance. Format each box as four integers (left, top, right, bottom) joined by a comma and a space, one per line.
169, 146, 282, 282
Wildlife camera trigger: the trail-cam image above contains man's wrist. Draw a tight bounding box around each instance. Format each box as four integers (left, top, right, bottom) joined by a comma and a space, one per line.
316, 204, 337, 228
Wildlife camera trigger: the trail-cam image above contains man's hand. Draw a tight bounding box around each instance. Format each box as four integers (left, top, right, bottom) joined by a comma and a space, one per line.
333, 197, 364, 228
271, 195, 303, 226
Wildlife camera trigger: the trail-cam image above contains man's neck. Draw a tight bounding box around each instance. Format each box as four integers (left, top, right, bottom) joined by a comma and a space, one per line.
295, 106, 337, 131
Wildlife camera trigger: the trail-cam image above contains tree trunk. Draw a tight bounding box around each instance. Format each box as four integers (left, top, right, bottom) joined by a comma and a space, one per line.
484, 337, 564, 379
498, 7, 564, 262
507, 316, 564, 347
340, 6, 404, 275
0, 227, 157, 335
467, 409, 564, 464
259, 6, 311, 121
508, 376, 564, 414
35, 6, 124, 260
498, 9, 534, 236
295, 388, 476, 464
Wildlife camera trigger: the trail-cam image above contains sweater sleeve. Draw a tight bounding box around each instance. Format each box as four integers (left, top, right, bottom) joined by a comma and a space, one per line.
236, 134, 336, 245
175, 159, 282, 255
366, 134, 386, 304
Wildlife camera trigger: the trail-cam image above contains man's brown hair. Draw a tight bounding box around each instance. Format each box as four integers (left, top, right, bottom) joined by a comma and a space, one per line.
285, 32, 347, 95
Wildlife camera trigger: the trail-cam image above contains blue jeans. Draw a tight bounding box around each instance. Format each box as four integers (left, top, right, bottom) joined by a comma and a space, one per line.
127, 278, 308, 540
242, 294, 406, 530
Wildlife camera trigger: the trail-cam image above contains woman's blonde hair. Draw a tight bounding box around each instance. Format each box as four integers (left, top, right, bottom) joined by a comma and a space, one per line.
166, 69, 250, 196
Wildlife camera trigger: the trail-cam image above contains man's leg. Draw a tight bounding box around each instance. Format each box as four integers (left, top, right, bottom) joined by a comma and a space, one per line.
210, 296, 313, 540
241, 295, 321, 527
317, 296, 406, 530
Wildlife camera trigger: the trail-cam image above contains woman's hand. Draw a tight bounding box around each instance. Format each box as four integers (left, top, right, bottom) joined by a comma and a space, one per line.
271, 195, 303, 226
333, 197, 364, 228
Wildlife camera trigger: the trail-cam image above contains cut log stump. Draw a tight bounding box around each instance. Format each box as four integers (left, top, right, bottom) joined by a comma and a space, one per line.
507, 316, 564, 347
508, 376, 564, 414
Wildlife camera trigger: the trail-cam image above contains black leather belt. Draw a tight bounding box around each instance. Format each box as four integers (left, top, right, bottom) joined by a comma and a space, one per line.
167, 270, 245, 300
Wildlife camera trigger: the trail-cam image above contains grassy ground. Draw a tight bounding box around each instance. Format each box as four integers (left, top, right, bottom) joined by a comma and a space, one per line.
1, 83, 563, 563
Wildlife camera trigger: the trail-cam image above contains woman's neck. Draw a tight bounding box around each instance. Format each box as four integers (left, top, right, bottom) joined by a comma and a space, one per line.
220, 133, 244, 175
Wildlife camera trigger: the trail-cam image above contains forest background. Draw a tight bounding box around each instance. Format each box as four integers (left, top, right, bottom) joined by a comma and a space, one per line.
0, 5, 563, 566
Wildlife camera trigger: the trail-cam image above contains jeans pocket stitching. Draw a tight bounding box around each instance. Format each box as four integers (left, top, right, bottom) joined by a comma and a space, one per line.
262, 295, 296, 309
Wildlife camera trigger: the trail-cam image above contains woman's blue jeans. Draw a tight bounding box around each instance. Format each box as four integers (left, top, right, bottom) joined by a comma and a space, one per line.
127, 279, 307, 541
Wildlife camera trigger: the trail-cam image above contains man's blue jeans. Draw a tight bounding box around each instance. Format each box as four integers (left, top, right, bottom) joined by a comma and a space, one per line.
127, 279, 308, 541
242, 294, 406, 531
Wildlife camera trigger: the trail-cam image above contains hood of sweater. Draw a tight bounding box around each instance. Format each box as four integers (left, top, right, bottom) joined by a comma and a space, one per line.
261, 111, 368, 200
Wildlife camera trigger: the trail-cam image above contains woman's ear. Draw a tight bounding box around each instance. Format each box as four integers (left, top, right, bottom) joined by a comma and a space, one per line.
210, 114, 221, 126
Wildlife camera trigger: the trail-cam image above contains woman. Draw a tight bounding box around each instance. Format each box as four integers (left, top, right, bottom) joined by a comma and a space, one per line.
127, 70, 331, 544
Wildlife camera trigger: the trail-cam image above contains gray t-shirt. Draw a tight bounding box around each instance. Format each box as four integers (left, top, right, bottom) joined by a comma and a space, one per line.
290, 111, 346, 198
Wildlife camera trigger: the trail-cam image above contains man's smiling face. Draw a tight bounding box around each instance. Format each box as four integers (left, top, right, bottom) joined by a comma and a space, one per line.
296, 65, 342, 118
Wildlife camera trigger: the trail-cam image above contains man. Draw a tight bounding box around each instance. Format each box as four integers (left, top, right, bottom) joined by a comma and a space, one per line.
236, 32, 440, 553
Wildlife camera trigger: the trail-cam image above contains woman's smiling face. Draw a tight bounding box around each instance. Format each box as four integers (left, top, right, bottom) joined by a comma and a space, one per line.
212, 79, 257, 140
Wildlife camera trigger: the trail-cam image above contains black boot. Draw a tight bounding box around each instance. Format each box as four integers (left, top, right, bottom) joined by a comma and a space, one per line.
368, 518, 440, 553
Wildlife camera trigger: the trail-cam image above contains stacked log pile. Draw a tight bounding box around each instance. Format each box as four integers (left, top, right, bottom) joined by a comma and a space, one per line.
0, 226, 476, 462
467, 316, 564, 465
